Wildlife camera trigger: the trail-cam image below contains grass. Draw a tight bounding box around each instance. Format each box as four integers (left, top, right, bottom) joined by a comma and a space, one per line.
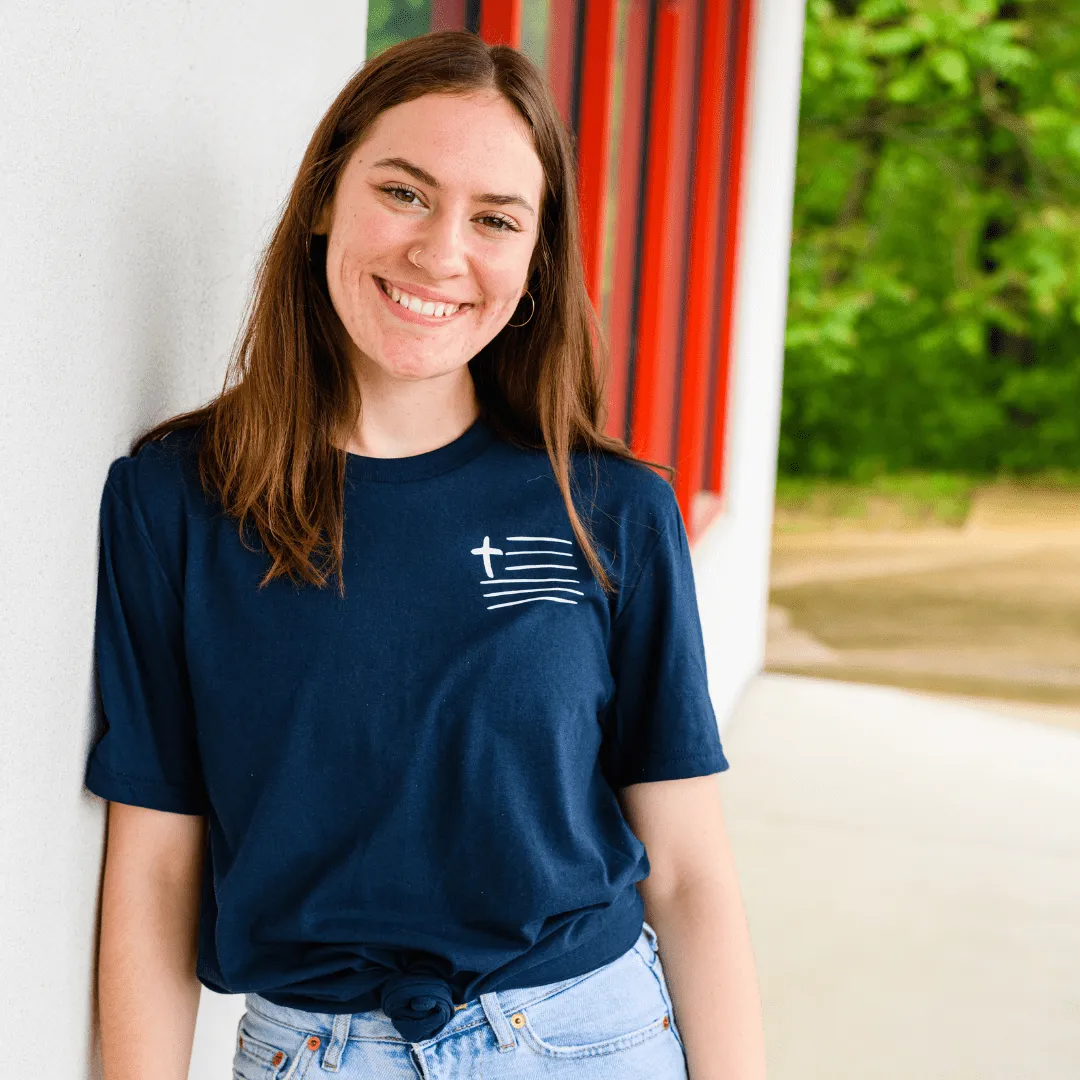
774, 471, 1080, 530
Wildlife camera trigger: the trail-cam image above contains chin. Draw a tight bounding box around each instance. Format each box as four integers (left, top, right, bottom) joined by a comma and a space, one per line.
374, 345, 468, 381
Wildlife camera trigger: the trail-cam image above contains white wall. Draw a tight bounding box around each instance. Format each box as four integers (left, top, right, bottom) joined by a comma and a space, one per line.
694, 0, 807, 730
0, 3, 368, 1075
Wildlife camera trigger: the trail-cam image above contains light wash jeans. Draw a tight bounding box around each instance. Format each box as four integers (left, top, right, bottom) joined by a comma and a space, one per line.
232, 921, 689, 1079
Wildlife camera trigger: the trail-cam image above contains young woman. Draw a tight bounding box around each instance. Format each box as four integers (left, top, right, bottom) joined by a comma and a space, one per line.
86, 30, 766, 1080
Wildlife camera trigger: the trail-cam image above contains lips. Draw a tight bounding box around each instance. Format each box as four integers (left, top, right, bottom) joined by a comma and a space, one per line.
375, 276, 473, 319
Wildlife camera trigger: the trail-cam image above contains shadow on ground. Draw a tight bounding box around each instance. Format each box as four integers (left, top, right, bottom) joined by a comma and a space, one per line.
766, 486, 1080, 731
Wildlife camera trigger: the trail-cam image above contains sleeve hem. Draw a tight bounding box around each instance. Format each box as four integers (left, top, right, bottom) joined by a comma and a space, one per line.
616, 749, 730, 788
85, 760, 208, 816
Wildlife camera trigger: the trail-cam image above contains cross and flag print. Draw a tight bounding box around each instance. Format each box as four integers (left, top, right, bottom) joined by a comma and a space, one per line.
470, 535, 585, 609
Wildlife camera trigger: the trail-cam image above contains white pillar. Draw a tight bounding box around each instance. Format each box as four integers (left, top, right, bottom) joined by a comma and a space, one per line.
694, 0, 807, 729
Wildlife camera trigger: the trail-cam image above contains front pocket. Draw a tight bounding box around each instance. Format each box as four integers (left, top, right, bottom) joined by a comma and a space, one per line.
233, 1011, 307, 1080
512, 944, 672, 1059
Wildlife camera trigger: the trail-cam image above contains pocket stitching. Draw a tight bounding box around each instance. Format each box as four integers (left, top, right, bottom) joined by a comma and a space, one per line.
516, 1010, 670, 1058
237, 1024, 286, 1064
235, 1020, 304, 1080
644, 957, 684, 1051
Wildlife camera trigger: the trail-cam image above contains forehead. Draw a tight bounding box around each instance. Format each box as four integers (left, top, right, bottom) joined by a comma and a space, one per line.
349, 91, 545, 202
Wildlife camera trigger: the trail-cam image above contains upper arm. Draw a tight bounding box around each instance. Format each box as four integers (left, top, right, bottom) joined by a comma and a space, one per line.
617, 773, 737, 902
104, 800, 207, 893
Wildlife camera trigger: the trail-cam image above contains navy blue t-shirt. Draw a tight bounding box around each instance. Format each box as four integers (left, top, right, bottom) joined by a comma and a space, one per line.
84, 414, 728, 1042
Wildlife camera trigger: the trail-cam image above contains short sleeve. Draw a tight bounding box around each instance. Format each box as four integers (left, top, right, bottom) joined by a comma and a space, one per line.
600, 491, 729, 788
84, 465, 209, 815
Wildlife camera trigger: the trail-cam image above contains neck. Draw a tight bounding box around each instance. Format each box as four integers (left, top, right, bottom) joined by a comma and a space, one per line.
341, 363, 480, 459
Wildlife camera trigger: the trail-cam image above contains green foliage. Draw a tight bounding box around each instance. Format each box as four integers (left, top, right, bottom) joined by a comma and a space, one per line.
366, 0, 430, 58
775, 471, 979, 524
782, 0, 1080, 476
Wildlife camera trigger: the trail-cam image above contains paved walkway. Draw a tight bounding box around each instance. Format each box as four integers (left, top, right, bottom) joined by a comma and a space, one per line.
766, 525, 1080, 714
719, 674, 1080, 1079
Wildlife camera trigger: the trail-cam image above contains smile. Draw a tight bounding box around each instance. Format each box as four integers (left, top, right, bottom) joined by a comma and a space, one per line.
375, 277, 471, 320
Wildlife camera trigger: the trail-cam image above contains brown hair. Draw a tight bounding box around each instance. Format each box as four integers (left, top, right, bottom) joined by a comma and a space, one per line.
133, 29, 671, 597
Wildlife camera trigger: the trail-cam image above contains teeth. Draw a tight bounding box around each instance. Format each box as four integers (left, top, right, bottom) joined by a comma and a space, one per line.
379, 278, 461, 318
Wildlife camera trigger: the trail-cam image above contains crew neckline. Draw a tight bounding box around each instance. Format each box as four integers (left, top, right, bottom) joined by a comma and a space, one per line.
344, 414, 496, 483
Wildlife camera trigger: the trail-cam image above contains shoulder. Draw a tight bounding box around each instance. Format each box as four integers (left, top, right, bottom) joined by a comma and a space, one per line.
106, 423, 202, 503
571, 447, 680, 540
102, 425, 211, 560
565, 448, 683, 602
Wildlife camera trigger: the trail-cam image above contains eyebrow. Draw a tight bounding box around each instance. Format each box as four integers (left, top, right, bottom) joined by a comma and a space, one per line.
371, 156, 537, 217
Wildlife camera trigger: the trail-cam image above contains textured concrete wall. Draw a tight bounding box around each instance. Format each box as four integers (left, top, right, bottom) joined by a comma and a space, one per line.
0, 4, 368, 1075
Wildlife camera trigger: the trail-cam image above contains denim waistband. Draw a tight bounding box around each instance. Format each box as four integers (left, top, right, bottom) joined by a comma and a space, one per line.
243, 922, 657, 1051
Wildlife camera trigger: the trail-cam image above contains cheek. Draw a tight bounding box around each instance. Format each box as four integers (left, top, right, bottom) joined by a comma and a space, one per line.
476, 250, 533, 308
330, 210, 406, 284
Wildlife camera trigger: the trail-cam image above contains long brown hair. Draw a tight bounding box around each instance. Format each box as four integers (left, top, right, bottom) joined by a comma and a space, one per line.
133, 30, 671, 597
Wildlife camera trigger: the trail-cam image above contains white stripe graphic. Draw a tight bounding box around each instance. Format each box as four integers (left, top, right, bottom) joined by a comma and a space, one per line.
503, 549, 576, 557
505, 536, 573, 544
479, 577, 578, 584
504, 564, 579, 571
483, 587, 585, 597
487, 596, 578, 609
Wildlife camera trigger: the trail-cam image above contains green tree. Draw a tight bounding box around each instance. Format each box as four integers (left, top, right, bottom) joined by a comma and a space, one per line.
782, 0, 1080, 476
366, 0, 430, 59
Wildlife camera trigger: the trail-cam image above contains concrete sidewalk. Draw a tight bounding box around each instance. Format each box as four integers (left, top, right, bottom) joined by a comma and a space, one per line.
719, 674, 1080, 1079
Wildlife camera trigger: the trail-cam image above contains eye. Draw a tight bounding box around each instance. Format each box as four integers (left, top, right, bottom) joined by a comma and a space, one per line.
380, 183, 424, 206
477, 213, 521, 233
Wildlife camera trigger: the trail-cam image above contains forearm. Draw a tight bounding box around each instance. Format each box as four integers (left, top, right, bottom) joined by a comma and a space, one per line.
643, 881, 767, 1080
97, 865, 202, 1080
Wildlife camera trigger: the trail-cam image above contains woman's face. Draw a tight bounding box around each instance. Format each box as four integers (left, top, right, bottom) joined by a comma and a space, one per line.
316, 90, 545, 387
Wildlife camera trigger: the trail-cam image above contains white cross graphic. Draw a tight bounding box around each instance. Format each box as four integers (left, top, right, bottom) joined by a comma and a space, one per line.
471, 535, 503, 578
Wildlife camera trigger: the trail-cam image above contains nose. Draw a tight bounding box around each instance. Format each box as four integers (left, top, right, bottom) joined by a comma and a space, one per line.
412, 208, 469, 279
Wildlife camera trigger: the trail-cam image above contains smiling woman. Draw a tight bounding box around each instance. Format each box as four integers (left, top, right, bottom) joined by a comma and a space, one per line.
85, 28, 760, 1080
313, 90, 544, 396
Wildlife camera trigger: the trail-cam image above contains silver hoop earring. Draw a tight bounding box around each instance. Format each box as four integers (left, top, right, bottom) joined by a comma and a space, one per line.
408, 247, 423, 269
507, 289, 535, 328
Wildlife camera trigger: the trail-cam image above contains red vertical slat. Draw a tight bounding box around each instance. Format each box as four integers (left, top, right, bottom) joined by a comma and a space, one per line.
674, 0, 733, 517
660, 0, 699, 466
629, 0, 694, 468
430, 0, 467, 31
479, 0, 523, 46
546, 0, 579, 124
708, 0, 754, 495
604, 0, 651, 442
575, 0, 619, 307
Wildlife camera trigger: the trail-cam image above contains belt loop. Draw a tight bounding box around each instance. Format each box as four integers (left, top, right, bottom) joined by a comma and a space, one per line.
319, 1011, 351, 1071
480, 991, 518, 1052
641, 919, 659, 956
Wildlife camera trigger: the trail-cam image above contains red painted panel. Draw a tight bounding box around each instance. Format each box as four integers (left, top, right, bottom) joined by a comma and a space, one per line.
479, 0, 523, 46
674, 0, 733, 516
576, 0, 618, 307
430, 0, 467, 31
708, 0, 754, 495
659, 0, 699, 467
546, 0, 579, 124
629, 0, 696, 468
603, 0, 650, 442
